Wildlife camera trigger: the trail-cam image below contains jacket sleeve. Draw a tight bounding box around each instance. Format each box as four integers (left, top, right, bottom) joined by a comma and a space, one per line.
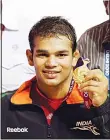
91, 96, 110, 138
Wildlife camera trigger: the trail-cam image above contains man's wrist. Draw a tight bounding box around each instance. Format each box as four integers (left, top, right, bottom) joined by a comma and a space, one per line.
91, 96, 110, 116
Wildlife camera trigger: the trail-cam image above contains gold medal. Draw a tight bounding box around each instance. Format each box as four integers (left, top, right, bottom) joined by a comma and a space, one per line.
73, 58, 91, 109
73, 58, 90, 85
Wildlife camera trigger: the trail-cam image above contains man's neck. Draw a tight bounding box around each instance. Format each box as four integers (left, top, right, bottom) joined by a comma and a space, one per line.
37, 72, 73, 99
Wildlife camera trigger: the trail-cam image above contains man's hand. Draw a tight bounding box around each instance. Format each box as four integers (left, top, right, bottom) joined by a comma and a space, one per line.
79, 69, 108, 107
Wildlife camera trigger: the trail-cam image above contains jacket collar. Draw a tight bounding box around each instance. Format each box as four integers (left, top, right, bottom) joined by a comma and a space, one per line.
11, 76, 84, 105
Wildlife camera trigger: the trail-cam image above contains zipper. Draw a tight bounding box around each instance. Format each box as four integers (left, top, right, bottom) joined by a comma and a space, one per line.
47, 125, 52, 138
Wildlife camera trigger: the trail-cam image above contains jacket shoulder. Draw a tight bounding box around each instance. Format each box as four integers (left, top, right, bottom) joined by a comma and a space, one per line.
1, 91, 16, 109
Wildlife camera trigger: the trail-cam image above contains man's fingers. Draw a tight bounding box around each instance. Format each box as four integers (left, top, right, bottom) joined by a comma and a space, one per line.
84, 69, 107, 82
80, 80, 100, 89
80, 86, 99, 93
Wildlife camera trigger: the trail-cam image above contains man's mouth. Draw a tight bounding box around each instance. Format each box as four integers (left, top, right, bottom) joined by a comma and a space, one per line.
42, 70, 60, 79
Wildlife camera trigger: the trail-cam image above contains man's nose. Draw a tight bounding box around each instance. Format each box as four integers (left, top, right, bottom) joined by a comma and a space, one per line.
45, 56, 58, 68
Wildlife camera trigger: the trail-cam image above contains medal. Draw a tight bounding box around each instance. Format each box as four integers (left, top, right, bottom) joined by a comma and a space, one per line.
73, 57, 91, 109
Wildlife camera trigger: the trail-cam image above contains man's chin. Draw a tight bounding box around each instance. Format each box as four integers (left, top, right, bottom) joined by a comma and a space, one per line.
44, 79, 60, 87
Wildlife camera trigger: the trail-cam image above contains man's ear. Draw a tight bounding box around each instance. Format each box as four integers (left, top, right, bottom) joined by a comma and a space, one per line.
26, 49, 34, 66
72, 49, 80, 67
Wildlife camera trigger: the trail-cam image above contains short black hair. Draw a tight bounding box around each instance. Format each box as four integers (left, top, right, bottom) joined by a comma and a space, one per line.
28, 16, 77, 53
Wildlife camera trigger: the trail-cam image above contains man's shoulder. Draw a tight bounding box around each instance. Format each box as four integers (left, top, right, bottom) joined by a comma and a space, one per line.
84, 20, 109, 35
77, 20, 109, 44
1, 90, 17, 105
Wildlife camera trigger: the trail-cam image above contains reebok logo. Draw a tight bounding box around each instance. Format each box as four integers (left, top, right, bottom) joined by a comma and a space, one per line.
7, 127, 28, 132
70, 120, 100, 135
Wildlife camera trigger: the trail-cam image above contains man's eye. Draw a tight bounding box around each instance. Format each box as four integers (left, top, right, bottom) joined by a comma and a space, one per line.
57, 54, 68, 57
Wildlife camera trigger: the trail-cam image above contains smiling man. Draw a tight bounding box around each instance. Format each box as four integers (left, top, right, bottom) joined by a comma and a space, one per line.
1, 16, 110, 139
26, 35, 74, 99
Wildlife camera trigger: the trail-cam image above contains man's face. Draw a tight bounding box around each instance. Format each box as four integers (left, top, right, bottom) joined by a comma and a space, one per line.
103, 0, 110, 15
32, 35, 74, 87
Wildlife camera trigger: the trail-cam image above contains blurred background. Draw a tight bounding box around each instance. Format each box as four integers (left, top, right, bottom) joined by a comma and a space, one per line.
2, 0, 108, 39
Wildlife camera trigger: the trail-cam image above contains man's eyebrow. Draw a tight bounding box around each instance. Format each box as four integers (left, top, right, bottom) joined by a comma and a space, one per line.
36, 50, 48, 53
56, 50, 69, 53
36, 50, 69, 53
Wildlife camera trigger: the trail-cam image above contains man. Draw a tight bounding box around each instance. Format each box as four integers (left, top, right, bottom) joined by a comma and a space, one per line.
1, 16, 110, 139
77, 0, 110, 90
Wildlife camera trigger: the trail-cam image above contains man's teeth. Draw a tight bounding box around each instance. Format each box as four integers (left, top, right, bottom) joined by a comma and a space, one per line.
47, 72, 56, 74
